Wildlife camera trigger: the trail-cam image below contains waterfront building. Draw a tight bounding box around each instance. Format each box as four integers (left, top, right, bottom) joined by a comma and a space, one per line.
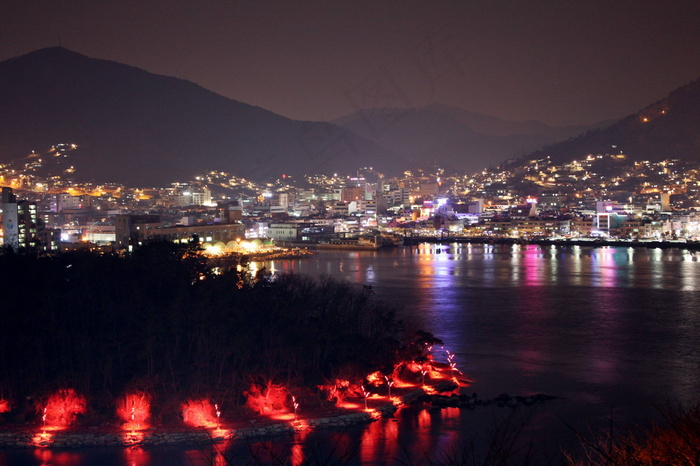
571, 217, 595, 237
619, 219, 646, 238
115, 213, 244, 249
142, 222, 244, 245
267, 223, 311, 242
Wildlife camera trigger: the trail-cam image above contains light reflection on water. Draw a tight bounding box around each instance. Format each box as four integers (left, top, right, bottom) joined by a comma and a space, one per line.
4, 244, 700, 465
266, 244, 700, 459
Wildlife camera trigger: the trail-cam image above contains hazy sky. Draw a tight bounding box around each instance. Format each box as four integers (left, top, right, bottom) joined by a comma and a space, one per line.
2, 0, 700, 126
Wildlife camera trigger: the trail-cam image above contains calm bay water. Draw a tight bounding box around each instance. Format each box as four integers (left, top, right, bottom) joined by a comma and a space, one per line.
3, 244, 700, 464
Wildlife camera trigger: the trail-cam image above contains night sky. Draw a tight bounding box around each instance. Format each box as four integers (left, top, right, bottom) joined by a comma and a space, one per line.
2, 0, 700, 126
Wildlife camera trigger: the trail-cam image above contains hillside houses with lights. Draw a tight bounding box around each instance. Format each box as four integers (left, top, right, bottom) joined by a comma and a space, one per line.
6, 153, 700, 251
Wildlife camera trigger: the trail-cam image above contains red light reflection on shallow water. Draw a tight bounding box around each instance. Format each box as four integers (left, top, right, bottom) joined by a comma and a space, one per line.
360, 415, 400, 463
32, 448, 82, 466
123, 445, 150, 466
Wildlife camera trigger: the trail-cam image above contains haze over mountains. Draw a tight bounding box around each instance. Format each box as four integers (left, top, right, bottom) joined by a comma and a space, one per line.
1, 47, 698, 187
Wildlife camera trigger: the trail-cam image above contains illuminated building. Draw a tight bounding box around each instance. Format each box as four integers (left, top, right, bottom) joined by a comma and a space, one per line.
267, 222, 315, 242
215, 201, 243, 223
1, 187, 41, 250
386, 188, 411, 208
267, 223, 301, 242
416, 182, 440, 198
55, 193, 82, 212
660, 192, 671, 212
342, 186, 366, 202
141, 222, 244, 245
115, 214, 244, 250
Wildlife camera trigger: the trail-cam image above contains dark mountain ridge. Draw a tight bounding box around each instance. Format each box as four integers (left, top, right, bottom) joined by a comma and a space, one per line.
332, 105, 613, 174
2, 47, 697, 186
0, 47, 402, 186
521, 78, 700, 166
424, 103, 614, 139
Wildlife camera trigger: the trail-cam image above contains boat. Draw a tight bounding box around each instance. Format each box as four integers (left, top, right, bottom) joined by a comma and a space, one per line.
316, 236, 381, 251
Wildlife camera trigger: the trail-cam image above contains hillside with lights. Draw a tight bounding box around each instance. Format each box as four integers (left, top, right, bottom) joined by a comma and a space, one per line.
0, 47, 403, 186
518, 77, 700, 167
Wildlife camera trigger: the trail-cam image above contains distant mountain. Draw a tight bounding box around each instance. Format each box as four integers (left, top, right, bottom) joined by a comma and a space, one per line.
332, 105, 612, 173
0, 47, 402, 186
521, 78, 700, 166
425, 104, 615, 139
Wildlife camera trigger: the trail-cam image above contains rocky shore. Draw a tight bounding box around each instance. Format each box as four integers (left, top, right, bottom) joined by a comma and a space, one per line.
0, 399, 399, 449
0, 409, 391, 449
0, 385, 556, 449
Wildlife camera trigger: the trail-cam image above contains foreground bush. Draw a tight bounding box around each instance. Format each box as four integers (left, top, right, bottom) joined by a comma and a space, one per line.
0, 242, 405, 424
568, 403, 700, 465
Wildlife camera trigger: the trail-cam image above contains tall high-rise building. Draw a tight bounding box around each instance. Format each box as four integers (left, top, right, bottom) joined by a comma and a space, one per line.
2, 187, 40, 250
660, 192, 671, 212
1, 187, 19, 249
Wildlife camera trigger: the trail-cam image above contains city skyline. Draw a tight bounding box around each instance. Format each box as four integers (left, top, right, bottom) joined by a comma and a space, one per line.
3, 1, 700, 126
2, 4, 700, 460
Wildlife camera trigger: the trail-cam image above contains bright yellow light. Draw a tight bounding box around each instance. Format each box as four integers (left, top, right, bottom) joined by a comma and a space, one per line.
240, 241, 258, 251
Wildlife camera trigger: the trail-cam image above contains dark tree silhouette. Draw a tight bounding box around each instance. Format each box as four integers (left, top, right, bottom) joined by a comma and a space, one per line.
0, 242, 407, 423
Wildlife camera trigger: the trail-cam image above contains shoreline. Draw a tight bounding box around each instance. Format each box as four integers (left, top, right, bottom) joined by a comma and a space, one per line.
400, 236, 700, 250
0, 384, 561, 450
0, 386, 434, 450
265, 238, 700, 253
205, 247, 316, 266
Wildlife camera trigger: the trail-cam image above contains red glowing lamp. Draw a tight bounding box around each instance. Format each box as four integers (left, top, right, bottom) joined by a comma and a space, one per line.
39, 388, 87, 430
182, 399, 219, 428
117, 392, 151, 431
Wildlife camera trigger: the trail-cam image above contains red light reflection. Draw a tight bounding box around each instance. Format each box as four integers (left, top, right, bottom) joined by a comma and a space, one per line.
33, 448, 82, 466
441, 406, 460, 420
123, 445, 150, 466
418, 409, 431, 428
360, 417, 397, 463
290, 427, 310, 466
212, 442, 232, 466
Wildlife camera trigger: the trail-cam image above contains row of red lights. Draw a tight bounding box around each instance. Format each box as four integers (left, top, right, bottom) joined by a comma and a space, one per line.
1, 351, 469, 448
